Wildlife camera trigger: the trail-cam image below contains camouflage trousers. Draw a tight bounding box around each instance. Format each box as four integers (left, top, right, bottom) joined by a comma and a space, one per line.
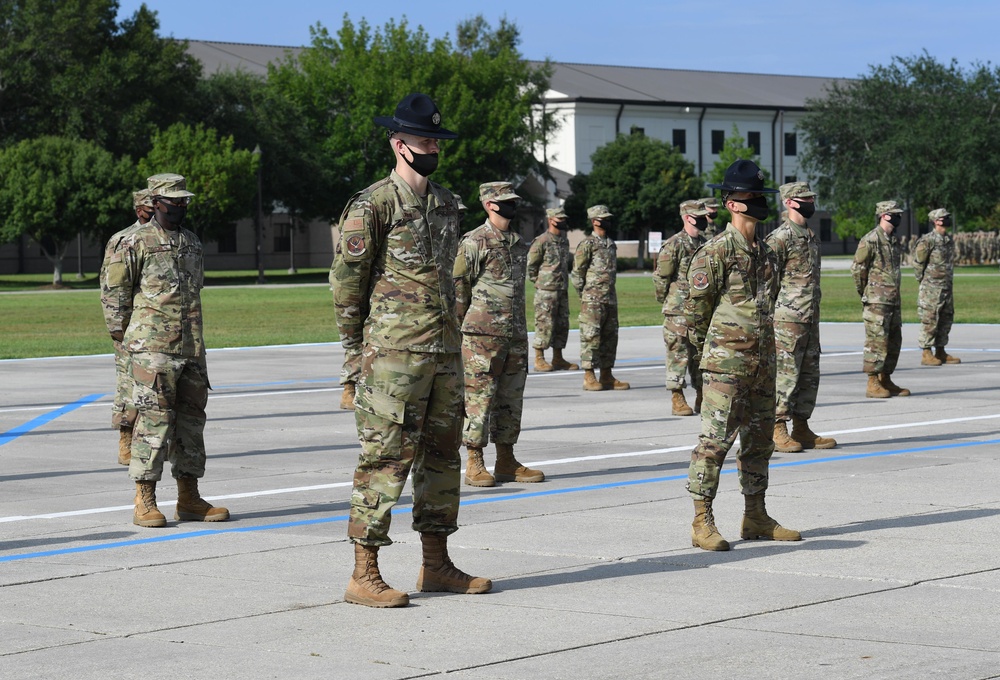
578, 298, 618, 370
774, 320, 821, 421
862, 303, 902, 375
128, 352, 209, 482
531, 287, 571, 350
462, 334, 528, 448
112, 341, 137, 429
348, 347, 463, 547
339, 333, 363, 385
662, 314, 702, 391
917, 285, 954, 349
687, 368, 776, 500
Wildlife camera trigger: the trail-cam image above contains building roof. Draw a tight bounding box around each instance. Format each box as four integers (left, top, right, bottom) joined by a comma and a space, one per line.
538, 61, 847, 111
183, 40, 846, 110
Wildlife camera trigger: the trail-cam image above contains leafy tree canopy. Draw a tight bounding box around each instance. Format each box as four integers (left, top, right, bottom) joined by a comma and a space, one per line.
800, 52, 1000, 237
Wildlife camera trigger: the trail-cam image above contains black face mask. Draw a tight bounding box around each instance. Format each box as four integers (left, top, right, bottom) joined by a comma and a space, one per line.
794, 201, 816, 219
403, 144, 439, 177
159, 203, 187, 228
493, 201, 518, 220
886, 213, 902, 229
706, 211, 718, 221
941, 217, 952, 227
737, 196, 770, 222
692, 216, 708, 231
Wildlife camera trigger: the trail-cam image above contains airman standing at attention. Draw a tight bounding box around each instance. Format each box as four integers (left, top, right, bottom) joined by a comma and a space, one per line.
766, 182, 836, 452
331, 93, 491, 608
528, 207, 578, 373
852, 201, 910, 398
455, 182, 544, 488
101, 189, 154, 466
101, 174, 229, 529
699, 196, 722, 240
653, 200, 708, 417
915, 208, 961, 366
684, 160, 800, 552
572, 205, 629, 391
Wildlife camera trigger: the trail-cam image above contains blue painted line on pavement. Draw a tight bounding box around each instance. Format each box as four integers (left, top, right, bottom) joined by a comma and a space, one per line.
0, 394, 105, 448
2, 435, 997, 563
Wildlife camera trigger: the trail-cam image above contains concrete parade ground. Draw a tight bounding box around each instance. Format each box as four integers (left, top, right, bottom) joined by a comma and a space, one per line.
1, 323, 999, 679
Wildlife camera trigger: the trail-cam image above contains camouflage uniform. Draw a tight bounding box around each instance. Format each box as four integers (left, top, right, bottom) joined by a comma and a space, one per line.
653, 219, 706, 392
852, 216, 903, 376
101, 213, 210, 482
454, 214, 529, 448
329, 243, 363, 388
684, 224, 779, 499
332, 169, 464, 547
699, 196, 722, 240
765, 213, 822, 422
101, 219, 144, 431
527, 225, 573, 352
914, 223, 955, 351
572, 222, 619, 371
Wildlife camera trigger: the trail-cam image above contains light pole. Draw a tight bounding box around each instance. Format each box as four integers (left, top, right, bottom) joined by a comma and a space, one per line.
253, 144, 265, 284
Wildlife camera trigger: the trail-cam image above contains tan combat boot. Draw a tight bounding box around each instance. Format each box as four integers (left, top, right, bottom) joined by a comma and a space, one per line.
118, 427, 132, 466
340, 382, 356, 410
416, 533, 492, 594
583, 369, 604, 391
880, 373, 911, 397
133, 481, 166, 528
494, 443, 544, 483
741, 493, 801, 541
671, 389, 694, 416
345, 543, 409, 608
175, 476, 230, 522
534, 348, 553, 372
921, 349, 942, 366
691, 498, 730, 551
465, 447, 495, 487
599, 368, 630, 390
550, 348, 579, 371
791, 416, 837, 450
773, 421, 803, 453
935, 347, 961, 364
694, 387, 703, 413
866, 373, 891, 398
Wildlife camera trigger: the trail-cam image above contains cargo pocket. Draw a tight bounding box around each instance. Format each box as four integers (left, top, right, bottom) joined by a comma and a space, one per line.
354, 385, 406, 459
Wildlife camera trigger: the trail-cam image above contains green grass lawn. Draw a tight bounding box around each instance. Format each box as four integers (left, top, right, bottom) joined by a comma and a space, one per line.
1, 267, 997, 359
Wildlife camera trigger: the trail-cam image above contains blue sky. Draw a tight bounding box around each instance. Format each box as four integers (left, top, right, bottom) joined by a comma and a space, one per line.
119, 1, 1000, 78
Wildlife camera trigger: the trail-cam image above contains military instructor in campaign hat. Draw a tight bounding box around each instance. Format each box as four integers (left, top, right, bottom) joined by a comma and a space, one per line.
331, 93, 491, 608
684, 159, 800, 551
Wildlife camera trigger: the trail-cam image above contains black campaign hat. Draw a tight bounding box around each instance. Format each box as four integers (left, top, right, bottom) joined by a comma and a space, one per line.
374, 93, 458, 140
706, 159, 778, 193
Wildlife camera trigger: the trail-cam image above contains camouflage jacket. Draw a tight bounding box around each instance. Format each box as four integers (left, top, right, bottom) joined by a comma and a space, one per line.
100, 215, 205, 357
527, 230, 572, 291
913, 230, 954, 287
453, 220, 528, 339
765, 217, 822, 324
684, 224, 779, 376
99, 219, 144, 339
852, 225, 901, 306
653, 229, 706, 316
571, 234, 618, 304
332, 170, 463, 353
703, 220, 722, 241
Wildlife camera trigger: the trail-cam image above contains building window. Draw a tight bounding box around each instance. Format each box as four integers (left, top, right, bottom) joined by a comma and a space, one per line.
785, 132, 798, 156
216, 224, 237, 253
630, 125, 645, 136
784, 175, 797, 184
820, 218, 832, 242
273, 223, 291, 252
747, 131, 761, 155
672, 129, 686, 154
711, 129, 725, 154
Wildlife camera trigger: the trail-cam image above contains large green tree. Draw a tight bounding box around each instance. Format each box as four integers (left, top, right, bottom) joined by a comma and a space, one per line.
577, 130, 702, 266
0, 0, 202, 158
0, 136, 132, 284
137, 123, 258, 242
799, 53, 1000, 237
265, 14, 556, 225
